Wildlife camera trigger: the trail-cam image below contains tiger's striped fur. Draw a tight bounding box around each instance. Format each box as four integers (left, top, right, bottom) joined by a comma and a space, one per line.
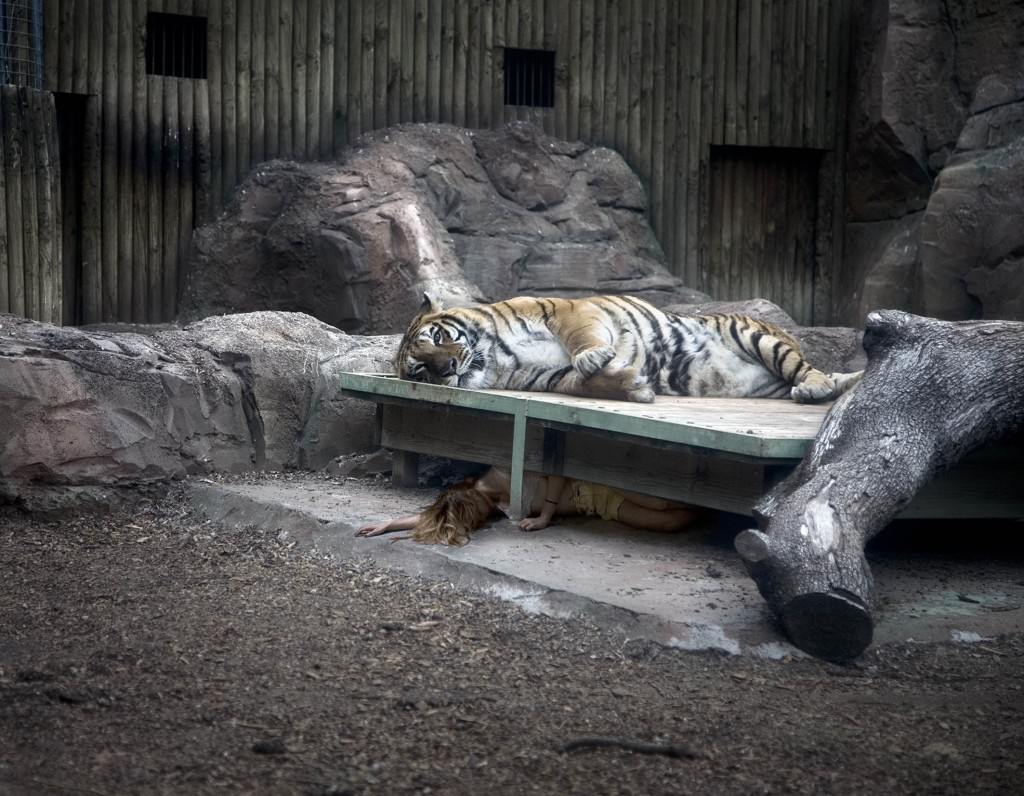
394, 294, 862, 403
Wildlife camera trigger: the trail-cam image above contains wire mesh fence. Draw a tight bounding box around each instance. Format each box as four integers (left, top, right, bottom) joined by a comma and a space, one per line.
0, 0, 43, 89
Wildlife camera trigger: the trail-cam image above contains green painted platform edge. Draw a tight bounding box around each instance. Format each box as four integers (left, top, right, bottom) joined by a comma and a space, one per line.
338, 372, 812, 460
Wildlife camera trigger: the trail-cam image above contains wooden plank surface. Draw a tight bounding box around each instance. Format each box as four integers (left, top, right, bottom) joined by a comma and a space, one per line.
338, 372, 830, 459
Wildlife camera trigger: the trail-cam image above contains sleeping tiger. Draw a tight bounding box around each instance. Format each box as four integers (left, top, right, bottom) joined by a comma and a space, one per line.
395, 294, 862, 404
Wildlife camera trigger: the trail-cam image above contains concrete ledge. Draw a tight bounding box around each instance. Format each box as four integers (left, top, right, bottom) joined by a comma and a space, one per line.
188, 477, 1024, 658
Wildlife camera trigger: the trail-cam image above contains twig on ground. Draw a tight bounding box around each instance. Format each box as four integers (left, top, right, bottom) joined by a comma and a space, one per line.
560, 735, 700, 759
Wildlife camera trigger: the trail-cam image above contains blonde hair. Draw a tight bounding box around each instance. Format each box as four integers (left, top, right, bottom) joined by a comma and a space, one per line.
412, 479, 497, 546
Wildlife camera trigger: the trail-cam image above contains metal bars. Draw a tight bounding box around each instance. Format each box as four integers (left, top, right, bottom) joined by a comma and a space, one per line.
0, 0, 43, 88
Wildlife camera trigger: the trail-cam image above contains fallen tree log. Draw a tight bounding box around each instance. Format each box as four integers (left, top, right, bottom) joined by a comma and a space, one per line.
734, 310, 1024, 661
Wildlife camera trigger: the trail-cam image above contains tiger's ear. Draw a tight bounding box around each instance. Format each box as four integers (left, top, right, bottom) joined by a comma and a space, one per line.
420, 293, 443, 314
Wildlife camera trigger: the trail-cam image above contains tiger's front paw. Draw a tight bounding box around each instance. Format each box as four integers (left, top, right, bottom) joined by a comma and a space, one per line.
791, 372, 836, 403
572, 346, 616, 378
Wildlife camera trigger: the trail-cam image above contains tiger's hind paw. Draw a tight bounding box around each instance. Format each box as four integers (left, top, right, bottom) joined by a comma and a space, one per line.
791, 369, 863, 403
627, 386, 656, 403
790, 372, 836, 404
572, 345, 616, 378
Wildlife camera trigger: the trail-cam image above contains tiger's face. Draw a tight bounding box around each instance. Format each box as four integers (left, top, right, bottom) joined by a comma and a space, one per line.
395, 296, 478, 387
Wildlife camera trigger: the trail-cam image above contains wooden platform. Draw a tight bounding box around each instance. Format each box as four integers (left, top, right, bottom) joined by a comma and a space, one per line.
339, 373, 1024, 520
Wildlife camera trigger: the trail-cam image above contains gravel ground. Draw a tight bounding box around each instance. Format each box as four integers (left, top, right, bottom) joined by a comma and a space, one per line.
2, 488, 1023, 795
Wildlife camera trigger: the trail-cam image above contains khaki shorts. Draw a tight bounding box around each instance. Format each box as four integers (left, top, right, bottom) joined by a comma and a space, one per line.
570, 480, 626, 521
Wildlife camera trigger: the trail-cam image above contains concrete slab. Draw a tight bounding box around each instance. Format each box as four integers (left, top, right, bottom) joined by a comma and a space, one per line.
189, 475, 1024, 658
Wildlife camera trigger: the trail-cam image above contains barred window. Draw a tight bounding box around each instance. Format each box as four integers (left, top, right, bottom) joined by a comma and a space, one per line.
0, 0, 43, 89
504, 48, 555, 108
146, 12, 208, 80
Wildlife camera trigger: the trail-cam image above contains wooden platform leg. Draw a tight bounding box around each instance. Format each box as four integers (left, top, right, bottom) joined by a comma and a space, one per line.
392, 450, 419, 488
507, 408, 528, 520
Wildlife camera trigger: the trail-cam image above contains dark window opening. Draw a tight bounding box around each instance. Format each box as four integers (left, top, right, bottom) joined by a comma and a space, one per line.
504, 48, 555, 107
146, 12, 207, 79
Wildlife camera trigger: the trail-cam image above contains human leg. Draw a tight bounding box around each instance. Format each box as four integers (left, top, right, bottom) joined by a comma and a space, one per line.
616, 500, 698, 532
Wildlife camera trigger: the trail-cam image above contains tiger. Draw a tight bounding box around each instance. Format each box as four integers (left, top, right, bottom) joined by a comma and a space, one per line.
394, 294, 862, 404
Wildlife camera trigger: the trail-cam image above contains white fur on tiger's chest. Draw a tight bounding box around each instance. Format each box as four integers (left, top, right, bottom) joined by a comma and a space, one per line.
497, 326, 570, 370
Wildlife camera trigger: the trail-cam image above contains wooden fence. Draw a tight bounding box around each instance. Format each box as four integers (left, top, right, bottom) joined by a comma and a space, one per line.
0, 84, 61, 324
25, 0, 851, 325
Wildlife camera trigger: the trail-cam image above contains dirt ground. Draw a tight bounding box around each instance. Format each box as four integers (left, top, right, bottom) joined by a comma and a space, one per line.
2, 487, 1023, 796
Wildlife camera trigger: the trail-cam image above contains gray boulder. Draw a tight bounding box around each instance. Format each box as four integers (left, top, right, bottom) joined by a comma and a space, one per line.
180, 123, 693, 333
843, 1, 1024, 323
0, 312, 397, 508
919, 126, 1024, 320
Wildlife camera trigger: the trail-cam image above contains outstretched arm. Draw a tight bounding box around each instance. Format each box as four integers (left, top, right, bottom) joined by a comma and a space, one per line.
355, 514, 420, 537
519, 476, 569, 532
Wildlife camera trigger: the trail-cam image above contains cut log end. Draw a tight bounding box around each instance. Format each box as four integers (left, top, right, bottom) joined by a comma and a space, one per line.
734, 528, 770, 564
781, 591, 874, 662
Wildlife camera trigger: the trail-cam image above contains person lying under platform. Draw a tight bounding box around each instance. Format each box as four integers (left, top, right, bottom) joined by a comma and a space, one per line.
355, 466, 698, 546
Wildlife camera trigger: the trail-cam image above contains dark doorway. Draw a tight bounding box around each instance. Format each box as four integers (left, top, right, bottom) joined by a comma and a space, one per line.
54, 91, 86, 325
708, 146, 821, 326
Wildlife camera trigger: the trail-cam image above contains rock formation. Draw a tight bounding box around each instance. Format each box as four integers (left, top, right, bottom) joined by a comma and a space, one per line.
0, 312, 397, 510
180, 123, 695, 334
843, 0, 1024, 325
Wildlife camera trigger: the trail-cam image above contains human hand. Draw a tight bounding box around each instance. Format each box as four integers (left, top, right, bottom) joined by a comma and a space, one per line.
355, 521, 393, 537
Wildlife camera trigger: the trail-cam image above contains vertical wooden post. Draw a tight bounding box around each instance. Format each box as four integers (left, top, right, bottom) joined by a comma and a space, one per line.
72, 0, 88, 96
319, 0, 334, 156
292, 0, 308, 155
57, 0, 74, 92
81, 92, 101, 323
427, 0, 442, 122
479, 0, 492, 127
162, 72, 179, 322
178, 66, 195, 322
465, 0, 479, 129
0, 87, 8, 315
332, 0, 348, 152
117, 0, 133, 320
567, 0, 581, 140
306, 0, 321, 157
440, 0, 453, 122
251, 0, 266, 165
195, 76, 212, 228
265, 0, 280, 158
279, 0, 293, 156
206, 0, 223, 207
32, 89, 58, 324
347, 0, 363, 143
222, 0, 238, 189
412, 0, 427, 122
387, 0, 402, 127
372, 0, 387, 130
132, 1, 149, 322
614, 0, 629, 150
456, 0, 471, 127
400, 0, 414, 124
21, 89, 42, 322
491, 0, 505, 128
360, 1, 374, 133
100, 0, 118, 321
579, 0, 594, 142
236, 0, 251, 175
43, 0, 59, 90
2, 87, 25, 318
